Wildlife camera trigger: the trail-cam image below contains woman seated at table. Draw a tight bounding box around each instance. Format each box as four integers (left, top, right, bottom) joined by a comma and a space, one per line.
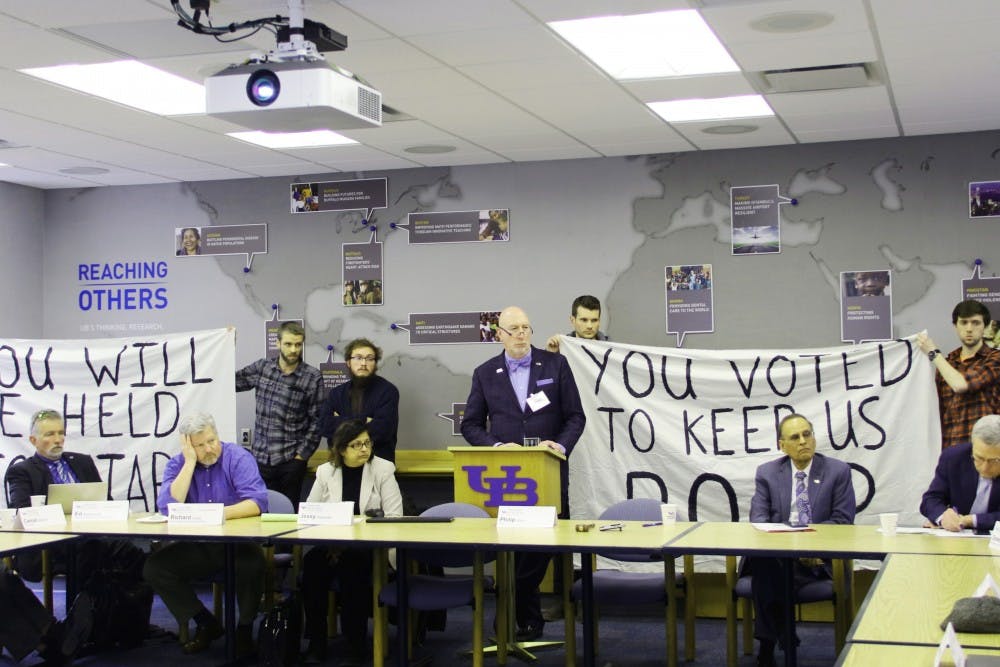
301, 418, 403, 665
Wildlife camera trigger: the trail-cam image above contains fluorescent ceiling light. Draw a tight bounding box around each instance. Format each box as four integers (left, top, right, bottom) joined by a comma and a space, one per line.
227, 130, 358, 149
648, 95, 774, 122
20, 61, 204, 115
549, 10, 738, 80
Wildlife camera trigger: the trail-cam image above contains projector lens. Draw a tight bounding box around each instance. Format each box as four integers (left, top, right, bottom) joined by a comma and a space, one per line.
246, 70, 280, 107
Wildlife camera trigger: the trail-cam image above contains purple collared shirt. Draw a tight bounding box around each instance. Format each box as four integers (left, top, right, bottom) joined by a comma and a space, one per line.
157, 441, 268, 513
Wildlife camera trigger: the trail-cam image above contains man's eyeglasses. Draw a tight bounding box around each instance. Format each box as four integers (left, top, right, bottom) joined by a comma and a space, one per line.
349, 355, 377, 363
348, 439, 373, 451
972, 454, 1000, 466
782, 430, 813, 442
497, 325, 533, 336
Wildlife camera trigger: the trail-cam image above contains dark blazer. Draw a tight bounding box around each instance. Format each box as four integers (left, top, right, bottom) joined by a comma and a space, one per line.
4, 452, 103, 581
461, 346, 585, 451
6, 452, 102, 509
318, 375, 399, 462
920, 441, 1000, 533
750, 452, 856, 525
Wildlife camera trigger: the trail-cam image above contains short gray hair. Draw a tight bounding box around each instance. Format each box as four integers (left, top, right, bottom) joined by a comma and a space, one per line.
179, 412, 217, 436
972, 415, 1000, 446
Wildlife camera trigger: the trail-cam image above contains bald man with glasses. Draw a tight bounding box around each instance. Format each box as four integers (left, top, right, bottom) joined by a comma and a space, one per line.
921, 414, 1000, 533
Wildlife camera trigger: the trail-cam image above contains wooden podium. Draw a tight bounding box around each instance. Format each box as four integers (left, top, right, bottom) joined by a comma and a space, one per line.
448, 446, 565, 518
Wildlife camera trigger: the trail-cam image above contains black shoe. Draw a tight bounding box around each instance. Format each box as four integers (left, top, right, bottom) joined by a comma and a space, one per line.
756, 639, 777, 667
302, 640, 327, 665
515, 624, 544, 642
40, 592, 94, 665
182, 616, 225, 654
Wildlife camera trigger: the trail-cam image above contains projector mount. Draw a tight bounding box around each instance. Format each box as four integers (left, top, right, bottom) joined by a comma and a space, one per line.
172, 0, 347, 63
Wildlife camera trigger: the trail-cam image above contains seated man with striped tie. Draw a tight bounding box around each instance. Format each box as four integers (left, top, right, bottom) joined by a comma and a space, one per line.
5, 409, 146, 584
921, 414, 1000, 533
746, 413, 856, 667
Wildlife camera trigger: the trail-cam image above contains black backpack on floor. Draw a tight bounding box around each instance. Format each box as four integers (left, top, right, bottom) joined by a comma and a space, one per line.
258, 592, 302, 667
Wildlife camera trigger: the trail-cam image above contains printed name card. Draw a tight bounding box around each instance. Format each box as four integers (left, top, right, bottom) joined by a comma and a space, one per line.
72, 500, 129, 522
18, 504, 67, 529
298, 501, 353, 525
167, 503, 224, 525
496, 505, 557, 529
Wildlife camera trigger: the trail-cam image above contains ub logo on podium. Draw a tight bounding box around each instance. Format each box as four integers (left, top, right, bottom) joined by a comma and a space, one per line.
462, 465, 538, 507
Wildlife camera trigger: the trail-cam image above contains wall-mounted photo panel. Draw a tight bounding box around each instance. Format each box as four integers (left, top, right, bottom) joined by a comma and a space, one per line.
840, 270, 893, 343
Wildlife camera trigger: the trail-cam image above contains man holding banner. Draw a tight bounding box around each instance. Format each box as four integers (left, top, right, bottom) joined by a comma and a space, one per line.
747, 414, 856, 667
236, 321, 324, 508
545, 294, 608, 354
461, 305, 585, 641
918, 299, 1000, 449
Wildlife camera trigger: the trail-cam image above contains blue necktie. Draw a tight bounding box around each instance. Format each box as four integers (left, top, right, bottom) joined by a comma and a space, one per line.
54, 459, 74, 485
795, 471, 812, 525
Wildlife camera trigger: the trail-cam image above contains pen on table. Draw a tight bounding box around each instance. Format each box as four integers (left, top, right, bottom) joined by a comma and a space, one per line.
642, 521, 662, 527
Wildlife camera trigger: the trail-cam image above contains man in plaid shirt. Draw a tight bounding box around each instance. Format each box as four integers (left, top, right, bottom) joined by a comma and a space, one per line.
236, 321, 323, 508
918, 299, 1000, 449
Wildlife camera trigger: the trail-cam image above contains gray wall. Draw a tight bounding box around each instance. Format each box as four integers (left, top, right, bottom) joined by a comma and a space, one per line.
0, 181, 44, 337
23, 129, 1000, 449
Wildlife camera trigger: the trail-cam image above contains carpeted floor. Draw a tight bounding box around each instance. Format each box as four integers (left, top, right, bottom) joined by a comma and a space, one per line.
4, 582, 841, 666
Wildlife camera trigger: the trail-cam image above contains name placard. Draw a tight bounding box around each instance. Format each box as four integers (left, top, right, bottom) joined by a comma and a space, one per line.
496, 505, 557, 529
167, 503, 224, 525
18, 504, 67, 529
72, 500, 129, 522
298, 501, 353, 526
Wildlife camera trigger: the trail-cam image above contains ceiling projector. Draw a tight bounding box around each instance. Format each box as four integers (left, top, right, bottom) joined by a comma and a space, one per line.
205, 59, 382, 132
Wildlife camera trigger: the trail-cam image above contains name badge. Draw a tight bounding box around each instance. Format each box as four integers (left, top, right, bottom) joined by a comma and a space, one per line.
18, 504, 67, 529
496, 505, 557, 529
298, 501, 353, 525
72, 500, 129, 522
167, 502, 224, 525
525, 391, 550, 412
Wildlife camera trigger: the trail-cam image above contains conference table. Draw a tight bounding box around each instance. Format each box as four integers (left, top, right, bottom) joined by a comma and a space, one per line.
661, 522, 995, 667
282, 517, 694, 667
848, 553, 1000, 650
835, 642, 1000, 666
0, 514, 301, 664
0, 530, 75, 555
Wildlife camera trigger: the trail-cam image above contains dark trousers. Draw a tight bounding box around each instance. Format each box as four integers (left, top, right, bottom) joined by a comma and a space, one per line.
515, 551, 552, 630
301, 546, 373, 650
0, 569, 53, 660
143, 541, 265, 625
257, 458, 308, 510
747, 557, 831, 644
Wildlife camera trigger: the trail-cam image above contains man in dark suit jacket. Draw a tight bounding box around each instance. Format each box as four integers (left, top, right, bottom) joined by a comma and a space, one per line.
461, 305, 585, 641
921, 414, 1000, 533
747, 414, 856, 667
4, 409, 144, 583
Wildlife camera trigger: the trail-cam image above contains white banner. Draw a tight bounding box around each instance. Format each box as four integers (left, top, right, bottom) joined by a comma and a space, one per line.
563, 335, 940, 529
0, 328, 235, 511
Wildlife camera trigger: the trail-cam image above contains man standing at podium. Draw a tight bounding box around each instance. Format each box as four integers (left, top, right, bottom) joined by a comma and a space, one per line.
461, 305, 585, 641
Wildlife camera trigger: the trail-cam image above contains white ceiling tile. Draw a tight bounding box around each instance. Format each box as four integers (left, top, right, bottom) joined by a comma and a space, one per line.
673, 117, 795, 150
336, 0, 533, 36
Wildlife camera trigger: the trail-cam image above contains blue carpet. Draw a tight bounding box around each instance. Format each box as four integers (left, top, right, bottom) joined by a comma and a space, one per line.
3, 582, 840, 666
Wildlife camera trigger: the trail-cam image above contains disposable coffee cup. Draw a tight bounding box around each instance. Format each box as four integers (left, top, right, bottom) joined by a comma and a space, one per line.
660, 503, 678, 525
879, 512, 898, 536
30, 495, 46, 507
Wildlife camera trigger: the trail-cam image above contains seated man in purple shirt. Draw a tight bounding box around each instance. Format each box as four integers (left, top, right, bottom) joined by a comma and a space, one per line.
142, 412, 269, 656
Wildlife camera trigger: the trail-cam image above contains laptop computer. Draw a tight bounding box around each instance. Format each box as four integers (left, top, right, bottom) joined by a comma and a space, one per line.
47, 482, 108, 514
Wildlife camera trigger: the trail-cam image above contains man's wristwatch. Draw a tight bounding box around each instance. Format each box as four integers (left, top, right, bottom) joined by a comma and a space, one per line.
928, 348, 942, 361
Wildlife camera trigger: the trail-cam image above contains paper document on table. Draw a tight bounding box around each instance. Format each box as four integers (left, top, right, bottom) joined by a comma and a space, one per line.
880, 526, 983, 537
135, 514, 169, 524
751, 523, 814, 532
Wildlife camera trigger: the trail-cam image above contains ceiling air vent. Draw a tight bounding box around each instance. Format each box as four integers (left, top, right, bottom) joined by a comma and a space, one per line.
760, 63, 873, 93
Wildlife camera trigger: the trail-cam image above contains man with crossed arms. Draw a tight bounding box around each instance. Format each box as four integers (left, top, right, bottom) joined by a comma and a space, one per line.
747, 413, 855, 667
